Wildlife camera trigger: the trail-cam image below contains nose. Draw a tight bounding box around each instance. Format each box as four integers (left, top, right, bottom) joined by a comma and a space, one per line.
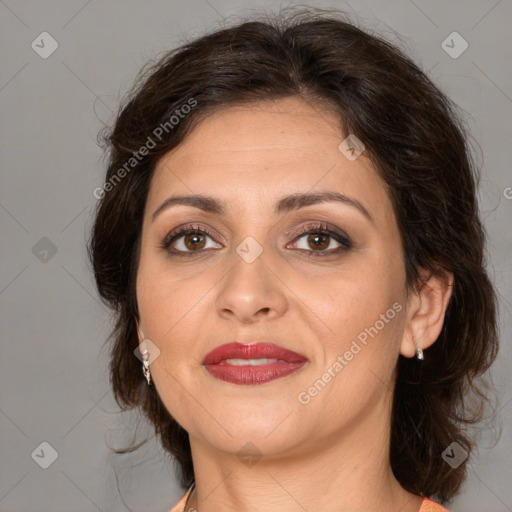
215, 248, 289, 324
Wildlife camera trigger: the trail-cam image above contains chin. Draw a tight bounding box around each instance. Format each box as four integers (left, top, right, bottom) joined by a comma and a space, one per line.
201, 426, 305, 461
185, 403, 307, 451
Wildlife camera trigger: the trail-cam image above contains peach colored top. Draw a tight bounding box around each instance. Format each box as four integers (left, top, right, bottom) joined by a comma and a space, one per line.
169, 483, 450, 511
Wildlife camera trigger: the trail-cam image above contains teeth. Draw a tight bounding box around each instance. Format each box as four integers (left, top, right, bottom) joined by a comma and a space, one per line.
223, 358, 281, 366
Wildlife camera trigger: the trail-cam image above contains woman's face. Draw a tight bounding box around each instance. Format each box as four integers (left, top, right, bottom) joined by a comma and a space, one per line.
136, 96, 410, 459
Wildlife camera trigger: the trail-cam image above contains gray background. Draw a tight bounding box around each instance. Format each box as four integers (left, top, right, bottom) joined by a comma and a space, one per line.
1, 0, 511, 511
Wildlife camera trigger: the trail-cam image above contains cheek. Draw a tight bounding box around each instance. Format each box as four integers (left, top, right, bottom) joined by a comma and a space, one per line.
137, 276, 183, 346
136, 261, 211, 377
136, 250, 180, 359
314, 260, 404, 365
323, 265, 391, 323
311, 285, 403, 415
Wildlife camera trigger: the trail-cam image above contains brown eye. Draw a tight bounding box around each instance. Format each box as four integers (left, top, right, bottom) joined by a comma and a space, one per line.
306, 233, 330, 251
182, 232, 207, 251
289, 222, 352, 256
162, 225, 221, 255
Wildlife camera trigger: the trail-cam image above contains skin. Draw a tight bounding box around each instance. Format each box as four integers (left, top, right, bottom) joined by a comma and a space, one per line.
135, 96, 454, 512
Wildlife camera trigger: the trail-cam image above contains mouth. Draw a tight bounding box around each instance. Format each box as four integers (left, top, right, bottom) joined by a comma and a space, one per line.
202, 342, 308, 386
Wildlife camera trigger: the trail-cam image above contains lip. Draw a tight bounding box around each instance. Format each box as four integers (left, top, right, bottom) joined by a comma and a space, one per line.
202, 342, 308, 386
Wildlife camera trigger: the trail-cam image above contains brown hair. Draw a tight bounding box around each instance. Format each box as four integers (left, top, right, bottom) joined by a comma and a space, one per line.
87, 7, 499, 504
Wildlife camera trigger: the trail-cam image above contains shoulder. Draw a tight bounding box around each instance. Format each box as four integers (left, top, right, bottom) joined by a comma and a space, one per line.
169, 483, 195, 512
420, 496, 450, 511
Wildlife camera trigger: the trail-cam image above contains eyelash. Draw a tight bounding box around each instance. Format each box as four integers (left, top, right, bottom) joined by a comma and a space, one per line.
160, 222, 352, 258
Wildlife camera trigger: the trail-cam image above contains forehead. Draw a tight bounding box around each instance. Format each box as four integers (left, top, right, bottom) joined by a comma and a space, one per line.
147, 97, 390, 220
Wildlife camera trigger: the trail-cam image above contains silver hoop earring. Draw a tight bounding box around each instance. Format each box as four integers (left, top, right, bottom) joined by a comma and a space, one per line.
141, 348, 152, 385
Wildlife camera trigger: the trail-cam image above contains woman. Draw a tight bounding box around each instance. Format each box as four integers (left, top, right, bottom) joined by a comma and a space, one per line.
88, 8, 499, 512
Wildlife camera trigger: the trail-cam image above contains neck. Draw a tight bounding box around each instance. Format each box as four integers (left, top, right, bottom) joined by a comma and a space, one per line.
184, 392, 423, 512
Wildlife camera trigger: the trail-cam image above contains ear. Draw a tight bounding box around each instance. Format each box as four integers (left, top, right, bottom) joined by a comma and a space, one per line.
135, 318, 144, 342
400, 268, 454, 358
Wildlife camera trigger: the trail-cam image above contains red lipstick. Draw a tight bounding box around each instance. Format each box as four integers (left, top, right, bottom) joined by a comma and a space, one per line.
202, 342, 308, 385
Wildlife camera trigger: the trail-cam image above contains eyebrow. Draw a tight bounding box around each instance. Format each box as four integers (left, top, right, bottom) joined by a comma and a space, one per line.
151, 191, 374, 224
